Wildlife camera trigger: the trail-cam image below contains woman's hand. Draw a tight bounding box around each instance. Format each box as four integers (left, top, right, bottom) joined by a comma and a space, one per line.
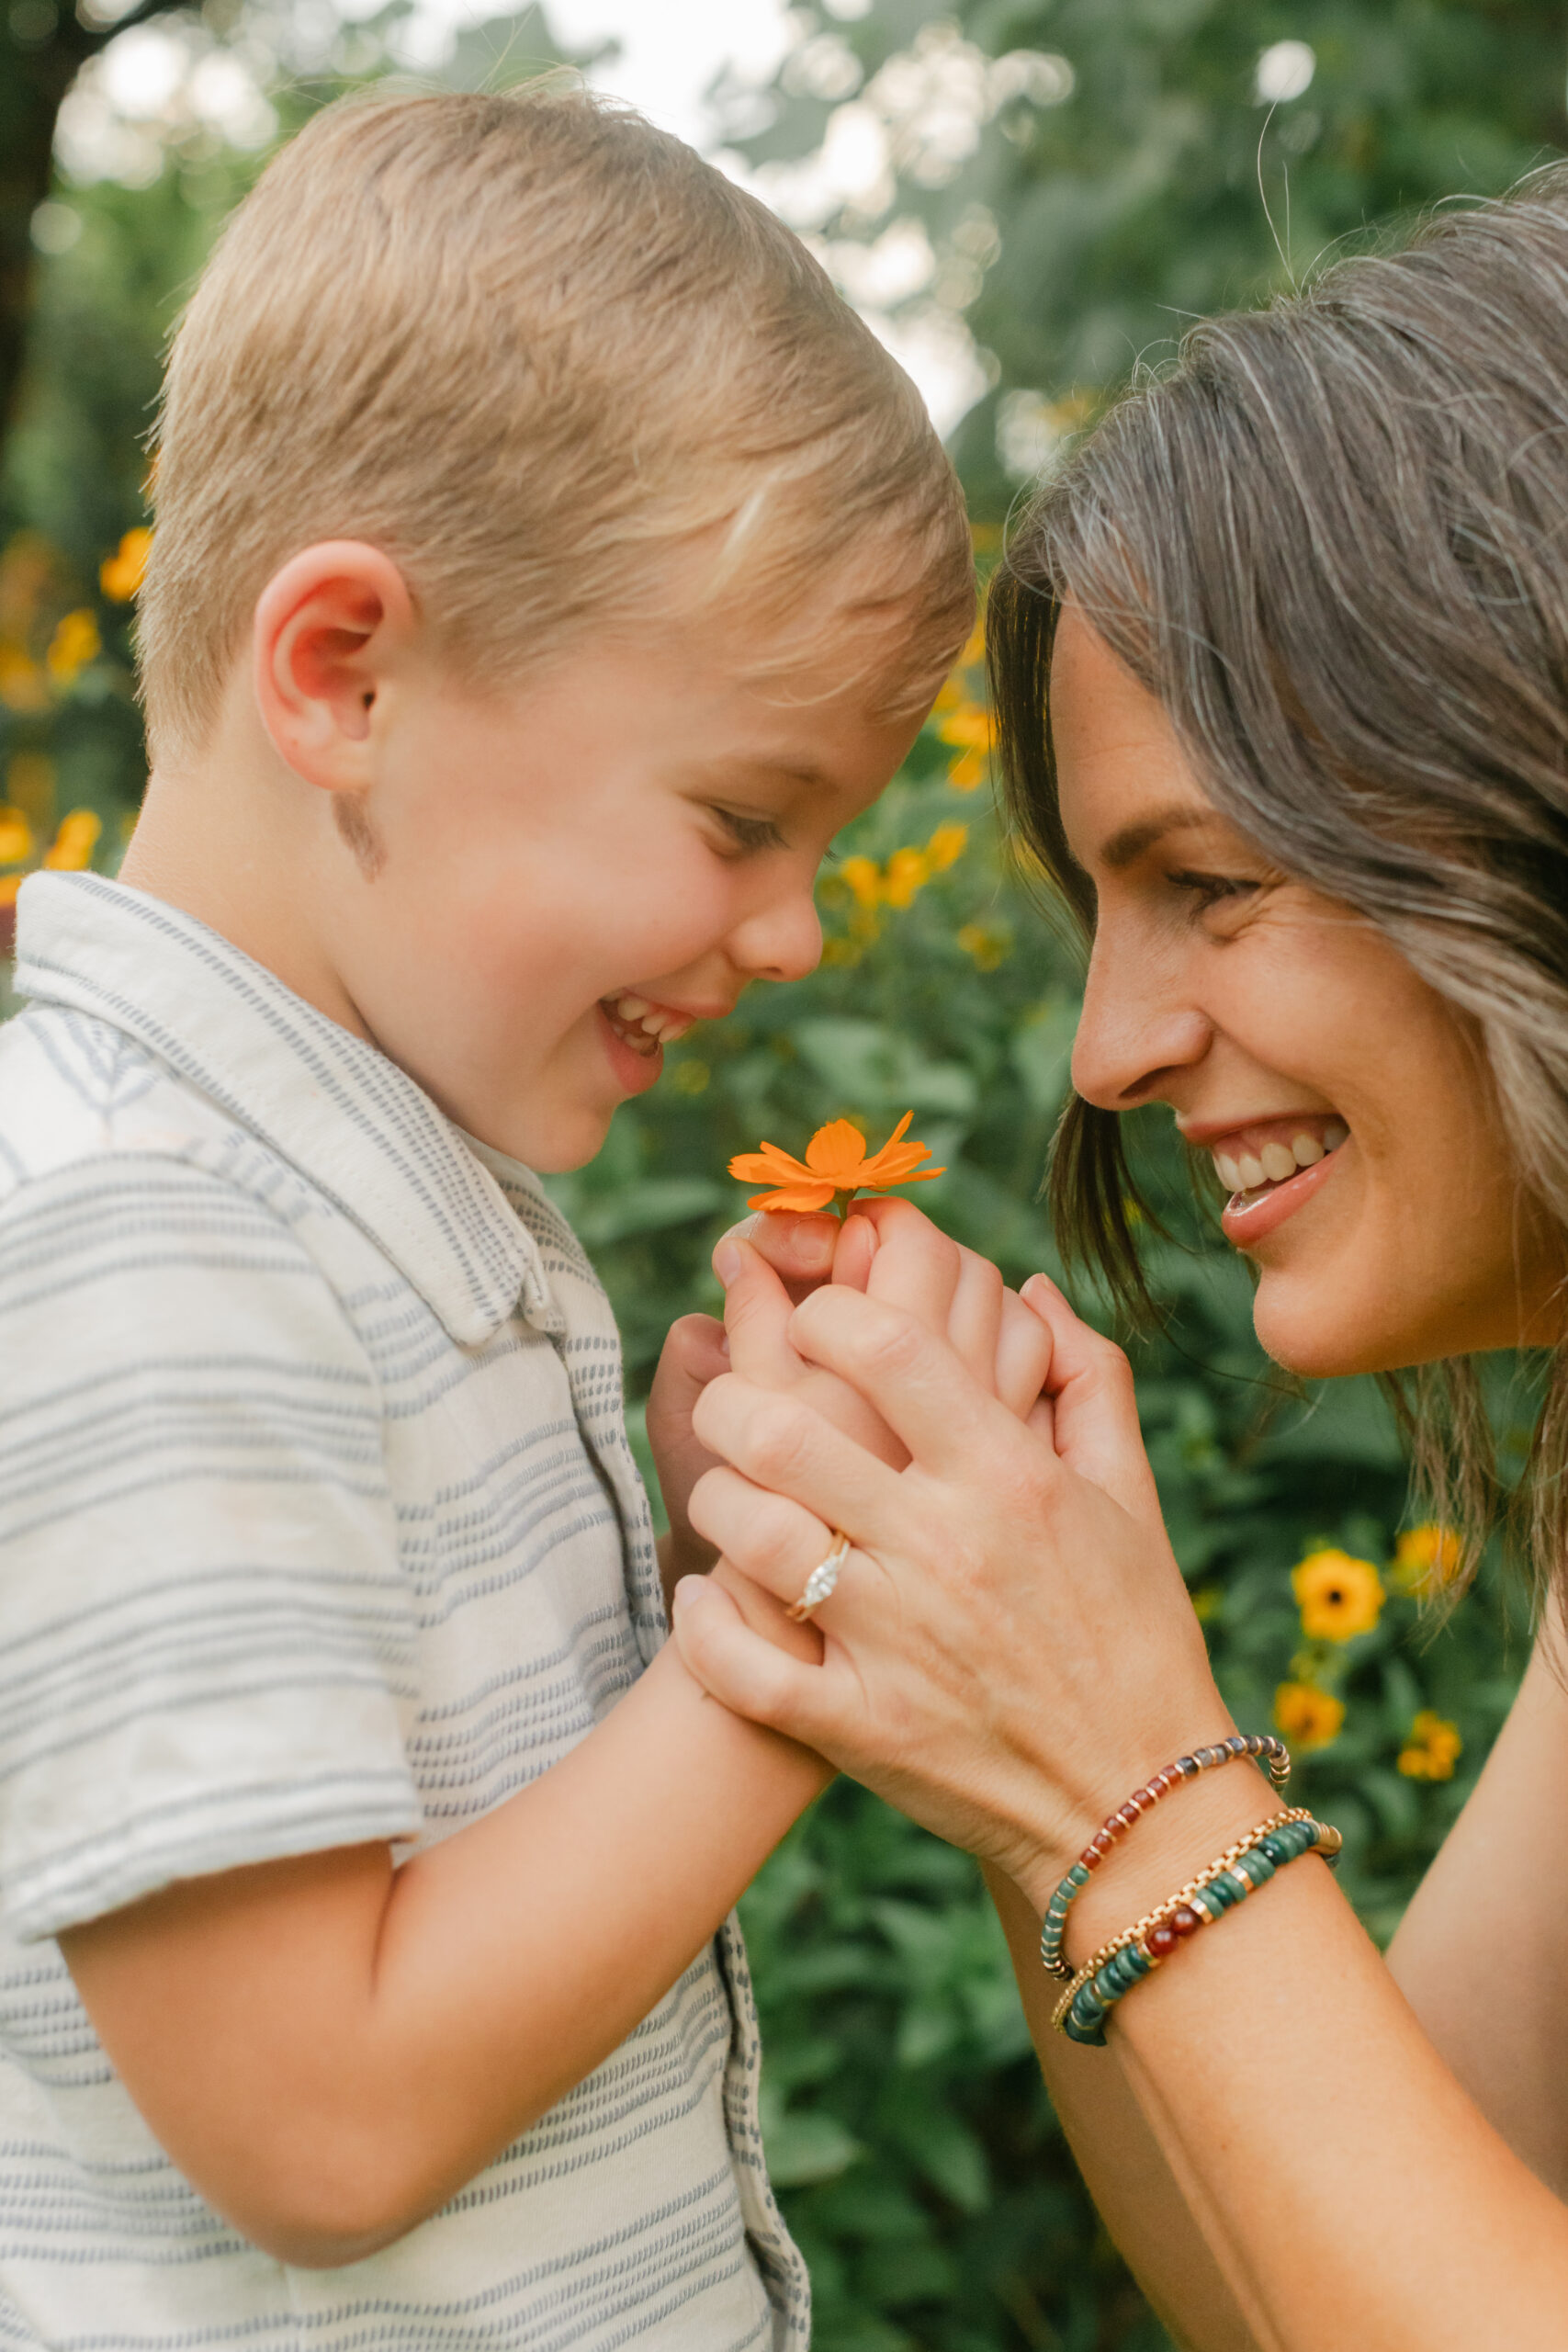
647, 1202, 1052, 1597
671, 1273, 1232, 1913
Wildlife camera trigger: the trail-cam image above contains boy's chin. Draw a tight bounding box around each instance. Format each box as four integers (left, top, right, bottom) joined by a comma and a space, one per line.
456, 1092, 616, 1175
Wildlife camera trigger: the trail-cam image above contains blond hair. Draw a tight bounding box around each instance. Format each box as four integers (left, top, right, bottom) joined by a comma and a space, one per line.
137, 84, 974, 762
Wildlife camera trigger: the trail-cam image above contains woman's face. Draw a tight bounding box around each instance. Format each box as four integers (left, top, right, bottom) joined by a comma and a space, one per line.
1051, 606, 1564, 1376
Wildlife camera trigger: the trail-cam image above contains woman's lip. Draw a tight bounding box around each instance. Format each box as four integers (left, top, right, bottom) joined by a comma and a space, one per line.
596, 1001, 664, 1096
1219, 1141, 1343, 1247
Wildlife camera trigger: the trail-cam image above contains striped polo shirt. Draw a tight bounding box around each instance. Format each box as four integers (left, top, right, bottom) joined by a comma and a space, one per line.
0, 872, 809, 2351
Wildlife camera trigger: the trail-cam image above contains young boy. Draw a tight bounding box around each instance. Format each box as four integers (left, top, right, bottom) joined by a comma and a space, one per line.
0, 87, 973, 2348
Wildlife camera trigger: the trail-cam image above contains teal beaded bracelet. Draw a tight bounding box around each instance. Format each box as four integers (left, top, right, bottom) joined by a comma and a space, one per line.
1040, 1733, 1291, 1983
1054, 1812, 1341, 2047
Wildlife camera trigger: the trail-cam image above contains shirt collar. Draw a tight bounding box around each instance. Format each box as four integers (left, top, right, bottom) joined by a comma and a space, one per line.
13, 872, 537, 1346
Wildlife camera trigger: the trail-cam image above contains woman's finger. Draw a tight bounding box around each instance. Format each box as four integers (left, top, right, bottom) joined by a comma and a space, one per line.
687, 1464, 836, 1607
945, 1246, 1005, 1393
691, 1368, 908, 1542
995, 1287, 1055, 1419
784, 1287, 1032, 1480
1020, 1274, 1157, 1515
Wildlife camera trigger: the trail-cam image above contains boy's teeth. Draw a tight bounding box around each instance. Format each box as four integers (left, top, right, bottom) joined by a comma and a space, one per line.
602, 991, 696, 1054
1211, 1119, 1348, 1196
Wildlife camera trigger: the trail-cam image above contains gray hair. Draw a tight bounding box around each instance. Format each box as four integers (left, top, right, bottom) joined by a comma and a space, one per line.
989, 165, 1568, 1603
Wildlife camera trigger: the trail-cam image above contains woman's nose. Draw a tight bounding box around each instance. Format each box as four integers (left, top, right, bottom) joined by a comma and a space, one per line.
1070, 934, 1212, 1110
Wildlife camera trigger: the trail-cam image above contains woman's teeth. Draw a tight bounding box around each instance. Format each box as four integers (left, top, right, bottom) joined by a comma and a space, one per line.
1213, 1120, 1348, 1195
601, 991, 695, 1057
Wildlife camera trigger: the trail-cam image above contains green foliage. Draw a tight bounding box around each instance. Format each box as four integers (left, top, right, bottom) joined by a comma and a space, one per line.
3, 7, 1556, 2342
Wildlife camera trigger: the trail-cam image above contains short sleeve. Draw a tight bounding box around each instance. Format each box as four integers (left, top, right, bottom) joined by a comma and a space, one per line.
0, 1154, 422, 1942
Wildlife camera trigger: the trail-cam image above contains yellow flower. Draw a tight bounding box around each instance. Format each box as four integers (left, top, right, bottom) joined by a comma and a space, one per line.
1292, 1547, 1384, 1643
840, 854, 882, 911
937, 704, 994, 752
925, 821, 968, 874
729, 1112, 944, 1216
671, 1058, 709, 1096
46, 608, 101, 685
880, 846, 930, 909
956, 922, 1009, 971
1392, 1524, 1464, 1596
1274, 1681, 1345, 1751
43, 808, 102, 872
1397, 1710, 1462, 1781
100, 526, 152, 604
0, 644, 48, 713
1190, 1585, 1222, 1623
0, 806, 33, 865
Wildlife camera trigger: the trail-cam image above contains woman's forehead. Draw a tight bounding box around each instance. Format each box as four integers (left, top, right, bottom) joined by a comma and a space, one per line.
1050, 606, 1224, 868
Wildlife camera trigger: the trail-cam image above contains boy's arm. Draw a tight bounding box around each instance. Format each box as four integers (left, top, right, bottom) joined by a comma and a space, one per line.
63, 1639, 829, 2269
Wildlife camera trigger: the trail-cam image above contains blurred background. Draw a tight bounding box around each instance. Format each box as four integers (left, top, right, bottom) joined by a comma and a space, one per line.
2, 4, 1562, 2343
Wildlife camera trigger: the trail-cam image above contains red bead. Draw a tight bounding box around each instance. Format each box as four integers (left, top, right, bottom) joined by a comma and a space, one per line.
1169, 1905, 1202, 1938
1117, 1804, 1140, 1828
1091, 1830, 1114, 1856
1146, 1922, 1179, 1957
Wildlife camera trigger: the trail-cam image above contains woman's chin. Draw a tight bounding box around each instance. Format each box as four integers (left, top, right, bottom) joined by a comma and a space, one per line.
1250, 1280, 1408, 1383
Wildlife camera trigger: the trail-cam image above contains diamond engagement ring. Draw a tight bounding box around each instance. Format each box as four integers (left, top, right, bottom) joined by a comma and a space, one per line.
785, 1531, 852, 1623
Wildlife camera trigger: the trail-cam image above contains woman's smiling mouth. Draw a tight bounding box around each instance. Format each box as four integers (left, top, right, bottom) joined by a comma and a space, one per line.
1195, 1114, 1350, 1245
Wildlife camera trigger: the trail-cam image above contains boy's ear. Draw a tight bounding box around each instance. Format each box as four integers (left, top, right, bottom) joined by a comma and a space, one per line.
252, 541, 418, 795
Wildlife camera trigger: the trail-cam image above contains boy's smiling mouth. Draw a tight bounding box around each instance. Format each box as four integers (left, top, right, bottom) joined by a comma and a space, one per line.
599, 990, 699, 1059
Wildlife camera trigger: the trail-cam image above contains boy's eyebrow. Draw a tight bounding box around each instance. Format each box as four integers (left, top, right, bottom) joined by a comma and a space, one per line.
1099, 804, 1215, 870
687, 754, 834, 792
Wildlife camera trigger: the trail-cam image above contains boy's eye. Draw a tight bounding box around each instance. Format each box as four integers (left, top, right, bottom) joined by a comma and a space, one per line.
712, 807, 786, 854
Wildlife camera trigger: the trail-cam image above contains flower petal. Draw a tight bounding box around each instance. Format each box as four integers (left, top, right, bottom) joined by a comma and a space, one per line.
729, 1144, 816, 1184
748, 1182, 839, 1214
805, 1119, 869, 1181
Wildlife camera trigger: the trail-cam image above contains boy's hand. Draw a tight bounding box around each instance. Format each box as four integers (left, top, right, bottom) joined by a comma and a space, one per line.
649, 1215, 847, 1611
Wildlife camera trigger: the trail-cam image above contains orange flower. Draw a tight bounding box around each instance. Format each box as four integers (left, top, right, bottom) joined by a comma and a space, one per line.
729, 1111, 944, 1215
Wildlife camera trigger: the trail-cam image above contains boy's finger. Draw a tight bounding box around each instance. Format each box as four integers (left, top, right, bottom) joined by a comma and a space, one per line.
691, 1370, 906, 1543
994, 1290, 1055, 1420
712, 1238, 806, 1386
830, 1212, 877, 1293
861, 1195, 962, 1331
671, 1576, 840, 1752
945, 1248, 1005, 1393
785, 1287, 1025, 1479
716, 1212, 838, 1304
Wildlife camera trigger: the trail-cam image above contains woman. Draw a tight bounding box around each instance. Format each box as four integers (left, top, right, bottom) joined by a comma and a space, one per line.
666, 165, 1568, 2346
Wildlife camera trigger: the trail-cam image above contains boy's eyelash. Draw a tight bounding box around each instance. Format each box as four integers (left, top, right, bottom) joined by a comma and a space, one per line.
714, 808, 785, 854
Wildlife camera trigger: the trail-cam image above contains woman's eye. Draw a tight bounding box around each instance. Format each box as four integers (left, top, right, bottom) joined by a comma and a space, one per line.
713, 808, 785, 855
1167, 868, 1262, 913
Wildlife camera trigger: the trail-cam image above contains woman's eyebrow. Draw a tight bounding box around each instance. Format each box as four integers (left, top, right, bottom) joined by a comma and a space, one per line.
1099, 805, 1214, 870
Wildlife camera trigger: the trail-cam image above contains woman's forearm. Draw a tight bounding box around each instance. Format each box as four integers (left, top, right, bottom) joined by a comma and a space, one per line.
985, 1864, 1261, 2352
1002, 1768, 1568, 2352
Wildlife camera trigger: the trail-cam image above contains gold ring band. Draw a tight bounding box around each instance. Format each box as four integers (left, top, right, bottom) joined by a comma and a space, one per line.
785, 1531, 852, 1623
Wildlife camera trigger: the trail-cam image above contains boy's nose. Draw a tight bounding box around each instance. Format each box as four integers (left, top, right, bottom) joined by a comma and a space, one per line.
728, 888, 823, 986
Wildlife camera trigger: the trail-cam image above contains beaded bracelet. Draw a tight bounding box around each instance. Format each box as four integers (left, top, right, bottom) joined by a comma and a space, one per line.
1040, 1733, 1291, 1982
1051, 1808, 1342, 2046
